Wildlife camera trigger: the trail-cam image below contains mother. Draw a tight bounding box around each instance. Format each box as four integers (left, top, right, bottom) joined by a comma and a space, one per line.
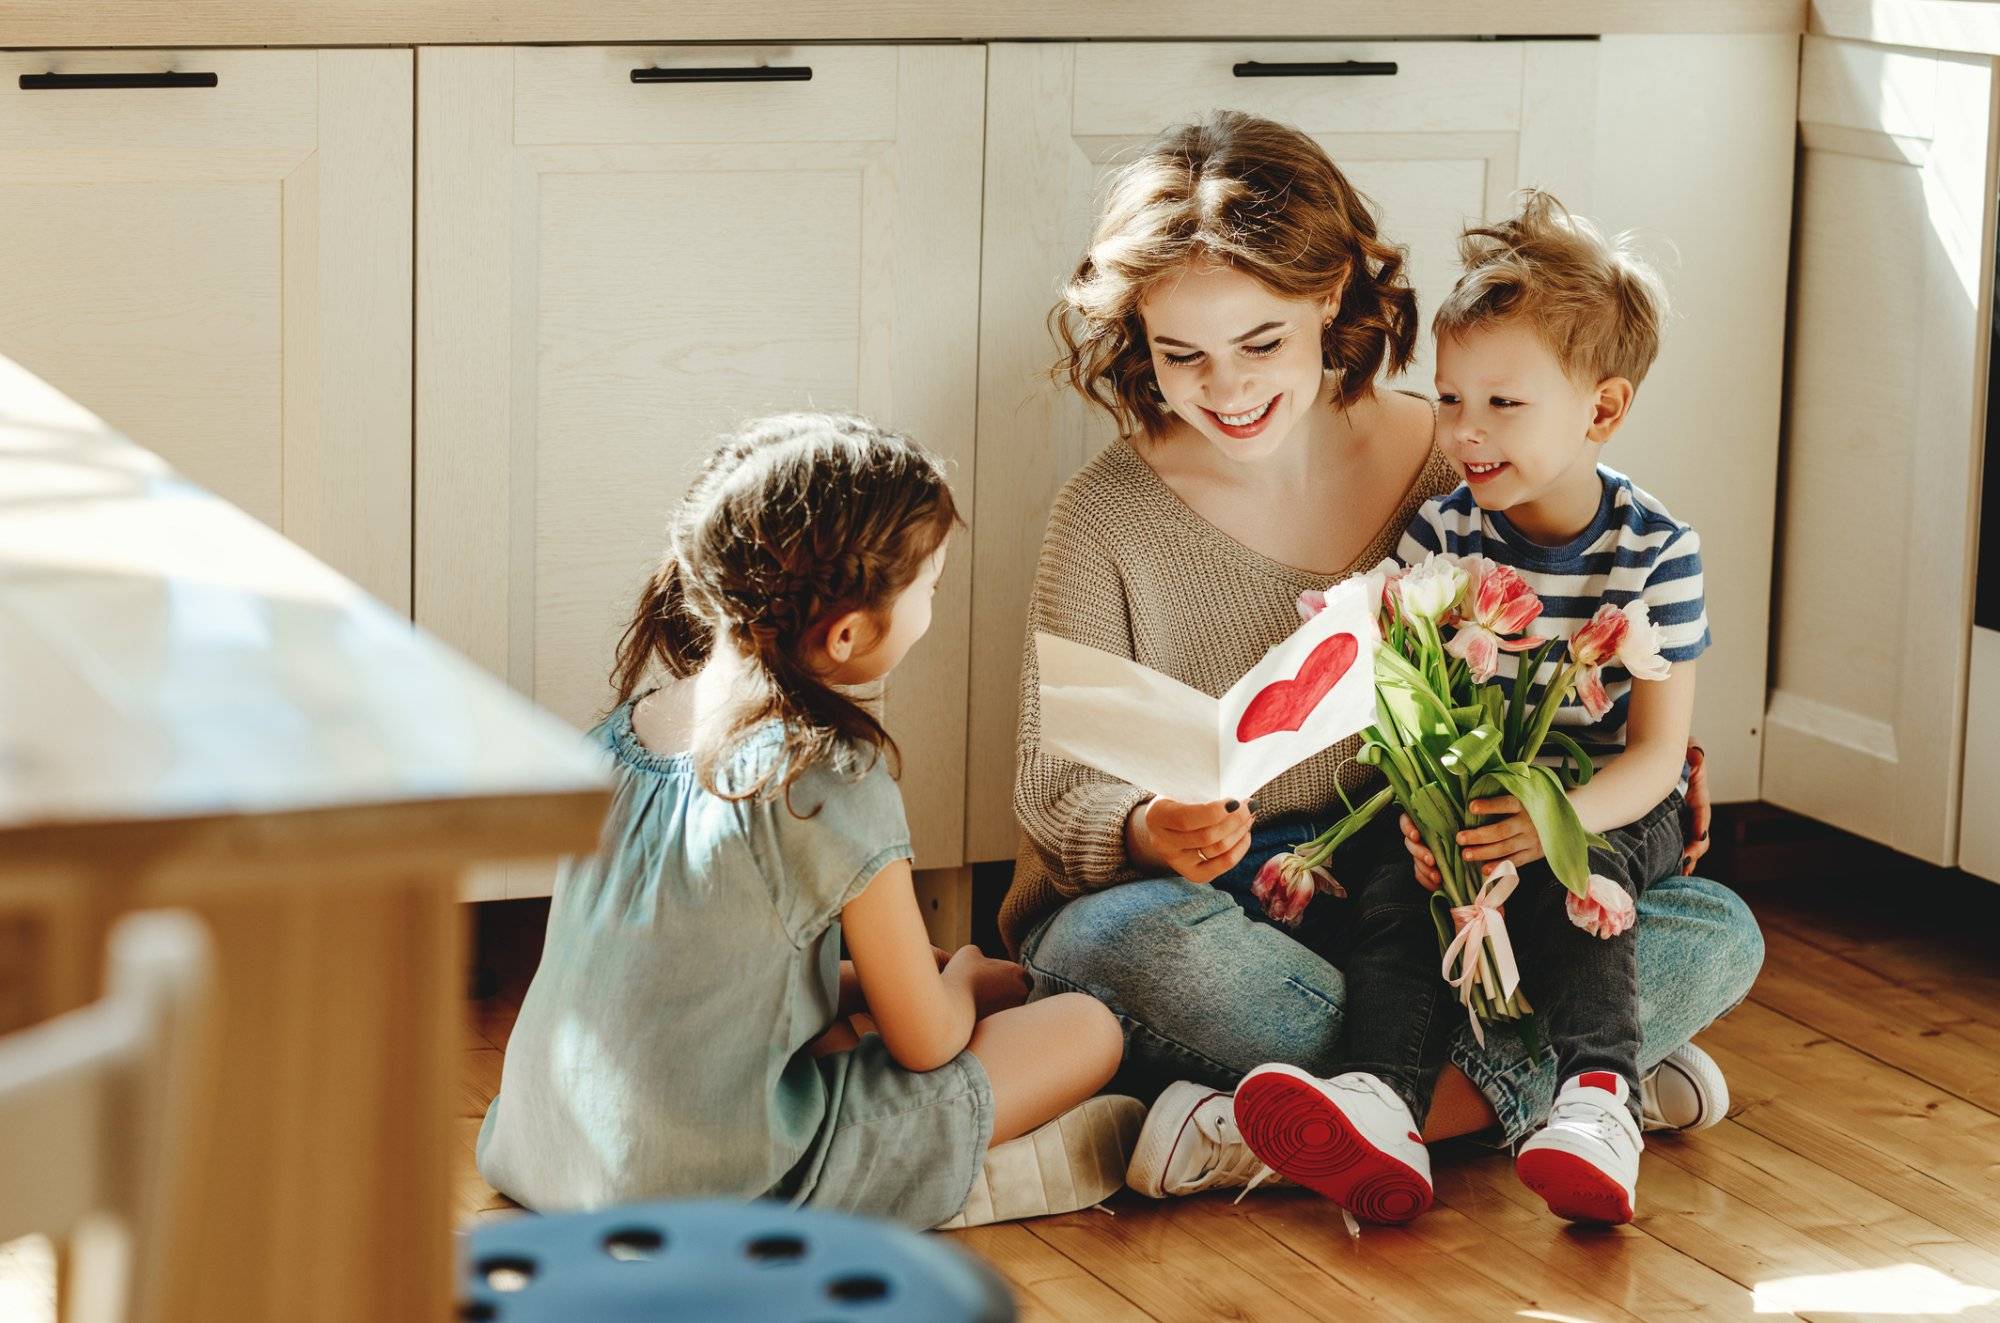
1000, 110, 1762, 1197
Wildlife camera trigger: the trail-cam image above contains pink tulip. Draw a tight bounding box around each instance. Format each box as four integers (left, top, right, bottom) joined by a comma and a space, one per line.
1473, 562, 1545, 637
1253, 852, 1345, 927
1574, 663, 1615, 720
1443, 560, 1544, 681
1566, 873, 1637, 938
1569, 602, 1630, 668
1296, 589, 1328, 621
1569, 601, 1672, 718
1611, 600, 1671, 682
1446, 624, 1504, 681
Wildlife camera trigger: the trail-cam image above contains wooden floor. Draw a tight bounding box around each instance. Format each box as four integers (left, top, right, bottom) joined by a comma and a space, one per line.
6, 840, 1996, 1320
445, 869, 2000, 1321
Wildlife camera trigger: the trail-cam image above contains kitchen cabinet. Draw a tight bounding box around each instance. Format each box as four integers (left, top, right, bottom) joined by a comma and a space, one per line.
1765, 36, 1997, 866
416, 45, 984, 889
0, 49, 414, 611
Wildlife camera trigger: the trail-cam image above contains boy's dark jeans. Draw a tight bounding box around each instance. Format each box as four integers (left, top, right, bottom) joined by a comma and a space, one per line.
1338, 791, 1687, 1129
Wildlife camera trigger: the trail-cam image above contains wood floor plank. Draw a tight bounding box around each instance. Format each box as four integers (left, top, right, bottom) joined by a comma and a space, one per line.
1243, 1186, 1665, 1321
1435, 1151, 1766, 1317
1754, 899, 2000, 1029
451, 1115, 513, 1221
1702, 1004, 2000, 1245
460, 1045, 504, 1118
947, 1222, 1159, 1323
1749, 927, 2000, 1111
469, 995, 521, 1052
1627, 1145, 1850, 1287
1646, 1117, 2000, 1293
1026, 1193, 1373, 1323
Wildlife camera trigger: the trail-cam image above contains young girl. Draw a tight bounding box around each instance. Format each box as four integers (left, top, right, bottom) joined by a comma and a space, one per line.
477, 412, 1136, 1230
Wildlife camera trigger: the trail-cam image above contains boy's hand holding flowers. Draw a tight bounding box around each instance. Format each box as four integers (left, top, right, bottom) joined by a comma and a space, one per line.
1454, 793, 1546, 876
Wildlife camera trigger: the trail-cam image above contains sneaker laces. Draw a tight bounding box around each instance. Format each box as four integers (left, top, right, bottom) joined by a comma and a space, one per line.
1232, 1162, 1281, 1205
1189, 1103, 1269, 1192
1550, 1094, 1629, 1146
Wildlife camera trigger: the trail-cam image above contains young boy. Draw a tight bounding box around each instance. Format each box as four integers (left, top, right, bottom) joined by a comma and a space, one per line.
1231, 191, 1710, 1226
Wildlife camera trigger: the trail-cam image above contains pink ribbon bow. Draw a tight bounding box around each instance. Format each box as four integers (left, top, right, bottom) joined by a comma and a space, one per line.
1439, 859, 1523, 1047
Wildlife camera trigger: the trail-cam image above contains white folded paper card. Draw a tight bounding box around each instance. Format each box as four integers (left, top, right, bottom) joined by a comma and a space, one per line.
1037, 575, 1379, 804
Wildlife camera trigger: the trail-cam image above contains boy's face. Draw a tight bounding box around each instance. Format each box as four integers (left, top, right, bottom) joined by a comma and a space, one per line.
1434, 319, 1629, 541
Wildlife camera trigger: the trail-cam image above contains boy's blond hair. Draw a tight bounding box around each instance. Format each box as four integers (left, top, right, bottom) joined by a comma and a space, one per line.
1433, 190, 1669, 388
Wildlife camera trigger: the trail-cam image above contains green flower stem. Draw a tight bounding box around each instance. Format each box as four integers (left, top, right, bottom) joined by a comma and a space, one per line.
1519, 659, 1580, 766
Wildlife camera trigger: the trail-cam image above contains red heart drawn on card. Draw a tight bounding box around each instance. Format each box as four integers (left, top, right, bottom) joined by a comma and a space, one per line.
1234, 632, 1360, 743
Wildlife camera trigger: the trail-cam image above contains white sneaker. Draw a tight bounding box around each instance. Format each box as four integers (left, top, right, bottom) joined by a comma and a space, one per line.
936, 1094, 1143, 1229
1232, 1065, 1433, 1224
1640, 1042, 1729, 1132
1516, 1072, 1644, 1224
1125, 1079, 1281, 1199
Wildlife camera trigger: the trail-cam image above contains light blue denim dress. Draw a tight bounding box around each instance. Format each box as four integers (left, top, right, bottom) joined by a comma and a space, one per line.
476, 700, 994, 1228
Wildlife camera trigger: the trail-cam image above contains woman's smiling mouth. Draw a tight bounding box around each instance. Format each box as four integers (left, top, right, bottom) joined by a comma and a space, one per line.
1204, 395, 1280, 439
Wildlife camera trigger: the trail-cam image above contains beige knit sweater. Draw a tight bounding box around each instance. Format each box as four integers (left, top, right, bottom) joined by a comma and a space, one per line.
999, 433, 1460, 955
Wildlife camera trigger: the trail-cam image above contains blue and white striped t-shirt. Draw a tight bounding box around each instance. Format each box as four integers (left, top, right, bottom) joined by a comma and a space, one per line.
1396, 466, 1709, 772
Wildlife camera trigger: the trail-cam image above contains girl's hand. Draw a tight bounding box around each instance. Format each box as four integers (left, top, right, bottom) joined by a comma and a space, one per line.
944, 944, 1033, 1018
1399, 813, 1444, 892
1456, 796, 1544, 875
1680, 742, 1712, 875
1128, 796, 1254, 883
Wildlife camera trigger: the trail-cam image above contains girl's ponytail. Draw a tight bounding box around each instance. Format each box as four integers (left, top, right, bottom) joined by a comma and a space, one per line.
609, 554, 711, 704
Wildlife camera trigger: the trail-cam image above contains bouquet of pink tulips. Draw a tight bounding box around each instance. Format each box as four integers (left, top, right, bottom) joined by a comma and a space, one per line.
1254, 552, 1671, 1049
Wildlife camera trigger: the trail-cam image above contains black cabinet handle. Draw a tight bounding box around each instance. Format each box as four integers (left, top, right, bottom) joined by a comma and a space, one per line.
1233, 60, 1398, 79
20, 71, 219, 90
631, 66, 811, 85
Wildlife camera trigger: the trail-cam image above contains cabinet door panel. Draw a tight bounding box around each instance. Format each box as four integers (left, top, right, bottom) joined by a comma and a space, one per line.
419, 46, 983, 876
0, 49, 412, 609
1766, 39, 1995, 863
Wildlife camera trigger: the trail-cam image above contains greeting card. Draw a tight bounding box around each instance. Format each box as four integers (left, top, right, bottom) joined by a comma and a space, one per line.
1036, 575, 1378, 804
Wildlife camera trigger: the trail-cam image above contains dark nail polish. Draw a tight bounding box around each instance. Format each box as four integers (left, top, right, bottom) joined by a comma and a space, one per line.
1224, 800, 1240, 812
1246, 798, 1262, 815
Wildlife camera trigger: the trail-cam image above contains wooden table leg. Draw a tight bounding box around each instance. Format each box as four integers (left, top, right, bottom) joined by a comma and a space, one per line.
139, 872, 463, 1323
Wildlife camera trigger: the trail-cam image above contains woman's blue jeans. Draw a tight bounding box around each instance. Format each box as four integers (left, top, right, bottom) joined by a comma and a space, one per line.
1018, 815, 1763, 1144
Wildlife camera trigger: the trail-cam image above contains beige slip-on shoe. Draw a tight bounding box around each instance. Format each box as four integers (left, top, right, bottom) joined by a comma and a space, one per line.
936, 1094, 1144, 1230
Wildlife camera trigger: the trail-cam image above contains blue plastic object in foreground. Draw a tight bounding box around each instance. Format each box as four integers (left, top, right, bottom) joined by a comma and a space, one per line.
459, 1198, 1016, 1322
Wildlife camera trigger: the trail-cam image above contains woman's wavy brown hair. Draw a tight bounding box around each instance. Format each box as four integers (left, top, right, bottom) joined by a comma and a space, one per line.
609, 412, 960, 809
1052, 109, 1418, 439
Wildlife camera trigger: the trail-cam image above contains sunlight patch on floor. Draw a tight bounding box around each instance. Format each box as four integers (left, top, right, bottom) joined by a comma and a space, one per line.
1755, 1263, 2000, 1315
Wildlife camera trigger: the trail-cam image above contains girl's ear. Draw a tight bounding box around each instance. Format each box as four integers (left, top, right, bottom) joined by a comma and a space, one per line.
1586, 376, 1636, 444
821, 609, 871, 666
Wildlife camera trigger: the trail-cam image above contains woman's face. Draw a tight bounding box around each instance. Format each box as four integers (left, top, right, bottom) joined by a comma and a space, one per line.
1137, 261, 1336, 464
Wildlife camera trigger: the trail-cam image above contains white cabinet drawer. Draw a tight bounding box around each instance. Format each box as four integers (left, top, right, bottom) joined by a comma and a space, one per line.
0, 49, 413, 611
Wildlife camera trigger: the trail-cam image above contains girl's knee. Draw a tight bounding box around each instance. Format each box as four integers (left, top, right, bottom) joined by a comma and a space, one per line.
1045, 992, 1125, 1079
